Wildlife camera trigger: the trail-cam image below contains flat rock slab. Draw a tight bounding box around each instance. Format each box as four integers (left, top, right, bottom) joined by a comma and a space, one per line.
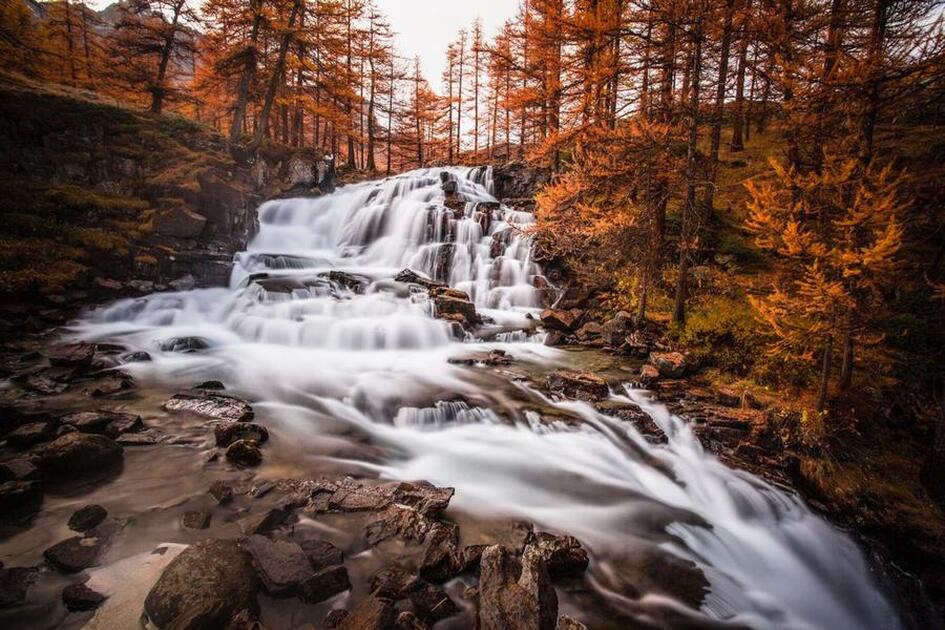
45, 536, 104, 574
242, 535, 313, 596
31, 433, 123, 477
163, 391, 254, 422
144, 539, 260, 629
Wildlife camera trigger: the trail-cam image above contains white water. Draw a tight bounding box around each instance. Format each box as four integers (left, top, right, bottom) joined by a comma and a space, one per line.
74, 167, 901, 629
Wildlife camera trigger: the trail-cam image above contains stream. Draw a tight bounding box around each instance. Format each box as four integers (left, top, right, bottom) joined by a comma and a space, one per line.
68, 166, 902, 629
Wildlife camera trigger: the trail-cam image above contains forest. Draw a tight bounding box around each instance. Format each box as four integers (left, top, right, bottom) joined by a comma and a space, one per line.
1, 1, 945, 629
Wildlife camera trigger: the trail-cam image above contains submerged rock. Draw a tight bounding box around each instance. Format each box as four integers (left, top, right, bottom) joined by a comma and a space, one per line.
68, 504, 108, 532
62, 582, 106, 611
181, 510, 212, 530
31, 433, 123, 477
226, 439, 262, 467
159, 336, 210, 353
215, 422, 269, 448
546, 370, 609, 402
163, 391, 254, 422
144, 539, 260, 629
0, 566, 38, 609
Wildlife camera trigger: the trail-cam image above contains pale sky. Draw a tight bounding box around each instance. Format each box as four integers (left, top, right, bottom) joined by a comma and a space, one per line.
374, 0, 517, 92
85, 0, 519, 93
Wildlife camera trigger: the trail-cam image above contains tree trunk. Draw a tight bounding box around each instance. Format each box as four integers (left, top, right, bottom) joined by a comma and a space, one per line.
230, 0, 264, 145
729, 0, 751, 151
673, 8, 703, 327
252, 0, 302, 148
839, 333, 854, 390
817, 338, 833, 412
703, 0, 735, 213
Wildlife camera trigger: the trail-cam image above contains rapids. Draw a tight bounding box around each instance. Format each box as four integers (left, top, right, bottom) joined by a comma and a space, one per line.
73, 166, 902, 629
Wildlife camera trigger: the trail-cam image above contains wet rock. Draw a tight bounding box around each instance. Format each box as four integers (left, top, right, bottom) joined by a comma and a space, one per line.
364, 505, 456, 549
169, 274, 197, 291
371, 566, 458, 624
181, 510, 212, 530
433, 295, 481, 327
226, 439, 263, 467
324, 609, 351, 628
543, 332, 565, 347
539, 309, 582, 333
48, 343, 95, 368
394, 269, 444, 290
432, 244, 455, 283
31, 433, 123, 477
395, 611, 428, 630
490, 227, 515, 258
196, 380, 226, 390
0, 566, 38, 609
478, 545, 557, 630
238, 508, 288, 535
419, 526, 463, 582
528, 532, 589, 578
209, 480, 234, 505
62, 582, 106, 611
429, 285, 470, 301
68, 504, 108, 532
242, 535, 313, 596
300, 565, 351, 604
61, 410, 142, 437
649, 351, 688, 379
448, 349, 512, 367
612, 547, 708, 608
154, 206, 207, 238
145, 539, 260, 629
123, 350, 152, 363
164, 391, 254, 422
338, 596, 396, 630
574, 322, 602, 342
6, 421, 56, 448
556, 615, 587, 630
0, 458, 40, 482
441, 179, 458, 195
216, 422, 269, 448
159, 336, 210, 353
0, 480, 42, 516
300, 539, 344, 570
325, 270, 370, 294
44, 535, 105, 573
116, 428, 164, 446
546, 370, 608, 402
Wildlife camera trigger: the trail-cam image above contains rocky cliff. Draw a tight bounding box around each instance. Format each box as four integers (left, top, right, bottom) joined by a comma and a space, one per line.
0, 73, 319, 314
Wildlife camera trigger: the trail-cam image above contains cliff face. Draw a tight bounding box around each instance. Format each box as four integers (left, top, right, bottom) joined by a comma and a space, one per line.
0, 74, 301, 304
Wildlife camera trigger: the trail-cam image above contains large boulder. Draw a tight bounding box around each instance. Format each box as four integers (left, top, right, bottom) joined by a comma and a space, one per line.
242, 535, 313, 596
539, 309, 582, 333
546, 371, 608, 402
144, 539, 260, 629
31, 433, 123, 477
478, 545, 557, 630
433, 295, 480, 327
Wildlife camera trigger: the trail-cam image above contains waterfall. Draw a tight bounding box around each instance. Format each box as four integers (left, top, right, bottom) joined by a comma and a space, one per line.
73, 166, 902, 629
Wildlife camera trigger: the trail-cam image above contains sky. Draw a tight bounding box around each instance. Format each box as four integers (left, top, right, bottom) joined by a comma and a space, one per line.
373, 0, 517, 92
85, 0, 518, 93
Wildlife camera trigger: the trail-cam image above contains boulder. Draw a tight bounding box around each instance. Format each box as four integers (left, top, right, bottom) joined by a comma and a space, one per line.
300, 539, 344, 570
338, 596, 396, 630
574, 322, 602, 342
159, 336, 210, 352
478, 545, 557, 630
0, 480, 42, 516
215, 422, 269, 448
433, 295, 480, 327
31, 433, 123, 477
649, 352, 688, 378
394, 269, 444, 290
242, 535, 314, 596
528, 532, 589, 579
546, 371, 609, 402
181, 510, 212, 530
145, 539, 260, 629
61, 410, 142, 437
539, 309, 582, 333
0, 566, 38, 609
6, 422, 56, 448
639, 364, 660, 385
62, 582, 106, 611
226, 439, 262, 467
154, 206, 207, 239
48, 343, 95, 368
164, 391, 254, 422
0, 458, 40, 482
44, 535, 105, 573
299, 565, 351, 604
601, 314, 633, 346
68, 504, 108, 532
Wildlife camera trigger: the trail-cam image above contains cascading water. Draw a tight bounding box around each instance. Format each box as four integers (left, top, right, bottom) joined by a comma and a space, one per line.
74, 166, 902, 629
